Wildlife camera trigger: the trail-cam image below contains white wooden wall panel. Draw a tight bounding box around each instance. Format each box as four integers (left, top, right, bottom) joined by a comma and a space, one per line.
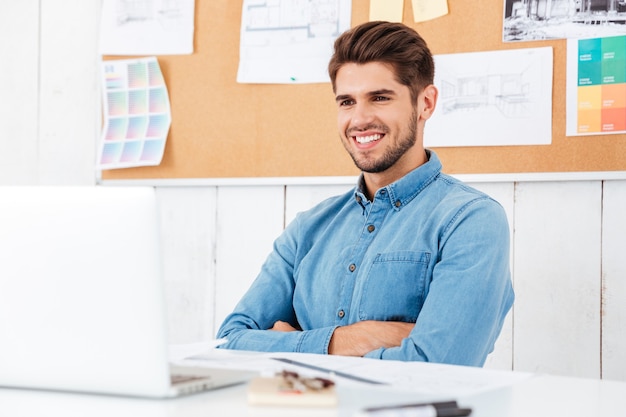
470, 182, 515, 371
514, 181, 602, 378
213, 186, 285, 333
39, 1, 99, 185
285, 183, 354, 225
0, 2, 39, 184
601, 180, 626, 381
156, 187, 218, 344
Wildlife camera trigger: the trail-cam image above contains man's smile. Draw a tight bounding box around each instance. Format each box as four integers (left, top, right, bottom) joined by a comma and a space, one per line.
354, 133, 384, 144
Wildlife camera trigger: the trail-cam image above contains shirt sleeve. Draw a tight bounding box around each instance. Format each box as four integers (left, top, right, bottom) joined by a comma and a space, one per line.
364, 197, 515, 366
216, 216, 338, 354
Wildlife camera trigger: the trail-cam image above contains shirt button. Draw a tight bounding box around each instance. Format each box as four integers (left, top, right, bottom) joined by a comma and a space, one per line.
348, 264, 356, 272
356, 196, 362, 203
338, 310, 345, 318
367, 224, 375, 233
395, 200, 402, 207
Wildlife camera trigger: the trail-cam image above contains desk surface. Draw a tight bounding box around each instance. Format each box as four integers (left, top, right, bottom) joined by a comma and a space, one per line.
2, 347, 624, 417
1, 372, 625, 417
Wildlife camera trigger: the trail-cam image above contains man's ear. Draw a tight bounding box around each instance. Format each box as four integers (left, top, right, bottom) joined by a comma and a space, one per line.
419, 84, 438, 120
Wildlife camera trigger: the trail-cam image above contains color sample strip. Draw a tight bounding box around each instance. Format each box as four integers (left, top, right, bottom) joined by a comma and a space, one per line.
577, 35, 626, 134
147, 115, 170, 138
98, 57, 171, 169
148, 60, 165, 86
129, 90, 148, 114
126, 116, 149, 139
106, 91, 128, 116
104, 118, 128, 141
120, 141, 143, 162
140, 139, 166, 161
100, 142, 123, 165
149, 88, 169, 113
128, 62, 148, 88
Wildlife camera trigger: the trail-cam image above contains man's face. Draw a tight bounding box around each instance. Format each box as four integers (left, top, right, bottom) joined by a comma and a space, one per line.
334, 62, 421, 175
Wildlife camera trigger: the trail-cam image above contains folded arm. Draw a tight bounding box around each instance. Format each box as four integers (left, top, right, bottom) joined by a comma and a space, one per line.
362, 199, 514, 365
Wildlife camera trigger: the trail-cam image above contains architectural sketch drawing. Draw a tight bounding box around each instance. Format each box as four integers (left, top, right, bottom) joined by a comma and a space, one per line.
425, 47, 553, 147
115, 0, 185, 29
99, 0, 194, 55
237, 0, 352, 84
439, 65, 534, 119
244, 0, 342, 38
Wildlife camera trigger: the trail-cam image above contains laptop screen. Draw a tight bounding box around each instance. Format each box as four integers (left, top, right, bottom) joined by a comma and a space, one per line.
0, 186, 174, 397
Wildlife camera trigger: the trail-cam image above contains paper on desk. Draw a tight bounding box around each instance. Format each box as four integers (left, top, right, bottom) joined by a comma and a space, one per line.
168, 339, 228, 362
173, 348, 533, 398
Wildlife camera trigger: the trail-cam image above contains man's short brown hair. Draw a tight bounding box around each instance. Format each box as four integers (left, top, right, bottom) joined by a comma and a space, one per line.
328, 21, 434, 103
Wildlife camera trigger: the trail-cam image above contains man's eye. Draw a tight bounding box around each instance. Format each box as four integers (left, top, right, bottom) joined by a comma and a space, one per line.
373, 96, 389, 101
339, 99, 354, 106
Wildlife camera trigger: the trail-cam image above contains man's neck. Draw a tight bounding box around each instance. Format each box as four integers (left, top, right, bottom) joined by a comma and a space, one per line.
362, 150, 428, 200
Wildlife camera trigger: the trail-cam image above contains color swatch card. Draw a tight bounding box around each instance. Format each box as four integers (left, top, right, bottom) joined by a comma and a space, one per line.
566, 35, 626, 136
99, 57, 171, 169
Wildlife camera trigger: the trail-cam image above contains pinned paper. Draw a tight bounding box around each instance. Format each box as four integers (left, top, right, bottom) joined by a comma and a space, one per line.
369, 0, 404, 22
566, 35, 626, 136
99, 0, 195, 55
98, 57, 171, 170
426, 47, 553, 147
412, 0, 448, 23
236, 0, 352, 84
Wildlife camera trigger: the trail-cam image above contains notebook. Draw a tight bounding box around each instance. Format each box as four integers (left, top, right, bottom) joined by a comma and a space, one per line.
0, 186, 255, 398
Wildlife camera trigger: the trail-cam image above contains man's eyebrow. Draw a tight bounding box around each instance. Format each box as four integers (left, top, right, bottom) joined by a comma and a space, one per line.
369, 88, 396, 96
335, 94, 352, 102
335, 89, 397, 102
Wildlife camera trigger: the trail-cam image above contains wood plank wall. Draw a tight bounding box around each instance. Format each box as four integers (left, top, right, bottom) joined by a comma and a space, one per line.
153, 181, 626, 381
1, 1, 624, 381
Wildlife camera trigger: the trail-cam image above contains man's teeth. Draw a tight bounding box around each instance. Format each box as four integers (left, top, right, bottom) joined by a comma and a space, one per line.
355, 134, 382, 144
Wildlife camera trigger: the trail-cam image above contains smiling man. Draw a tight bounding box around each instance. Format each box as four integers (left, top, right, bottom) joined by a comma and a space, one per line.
217, 21, 514, 366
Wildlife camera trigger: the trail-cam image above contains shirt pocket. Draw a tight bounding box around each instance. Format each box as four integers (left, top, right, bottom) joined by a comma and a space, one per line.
358, 251, 430, 322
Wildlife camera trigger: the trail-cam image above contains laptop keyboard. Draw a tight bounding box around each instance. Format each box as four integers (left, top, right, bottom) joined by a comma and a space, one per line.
171, 374, 209, 385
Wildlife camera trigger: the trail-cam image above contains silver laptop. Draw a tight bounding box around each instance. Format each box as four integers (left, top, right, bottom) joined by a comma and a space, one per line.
0, 186, 255, 398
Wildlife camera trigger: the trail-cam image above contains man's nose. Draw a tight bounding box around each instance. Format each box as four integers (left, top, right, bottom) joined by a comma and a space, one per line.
350, 102, 376, 127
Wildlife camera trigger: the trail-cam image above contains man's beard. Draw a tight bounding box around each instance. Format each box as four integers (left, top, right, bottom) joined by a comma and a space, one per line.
346, 109, 418, 173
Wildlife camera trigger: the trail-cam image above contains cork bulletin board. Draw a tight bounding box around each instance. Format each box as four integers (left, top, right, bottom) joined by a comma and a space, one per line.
101, 0, 626, 181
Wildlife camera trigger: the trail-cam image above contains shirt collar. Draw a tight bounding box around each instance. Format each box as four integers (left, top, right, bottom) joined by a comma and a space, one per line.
354, 149, 442, 211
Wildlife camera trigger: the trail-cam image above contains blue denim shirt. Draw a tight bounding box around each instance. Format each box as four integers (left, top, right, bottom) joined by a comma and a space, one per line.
217, 150, 514, 366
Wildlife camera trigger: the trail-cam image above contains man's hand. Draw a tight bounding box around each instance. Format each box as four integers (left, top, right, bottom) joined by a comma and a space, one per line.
328, 321, 414, 357
269, 320, 298, 332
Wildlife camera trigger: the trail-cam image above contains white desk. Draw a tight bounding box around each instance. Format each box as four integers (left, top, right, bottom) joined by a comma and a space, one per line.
1, 372, 624, 417
2, 347, 624, 417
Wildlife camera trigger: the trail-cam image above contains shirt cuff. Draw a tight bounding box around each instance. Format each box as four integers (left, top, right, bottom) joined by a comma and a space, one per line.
363, 347, 384, 359
296, 326, 338, 354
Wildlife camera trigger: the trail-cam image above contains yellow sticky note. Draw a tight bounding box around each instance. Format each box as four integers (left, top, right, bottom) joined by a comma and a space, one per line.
412, 0, 448, 23
369, 0, 404, 22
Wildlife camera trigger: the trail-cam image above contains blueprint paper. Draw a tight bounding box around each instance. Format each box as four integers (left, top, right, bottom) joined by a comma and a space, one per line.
425, 47, 553, 147
98, 57, 171, 170
99, 0, 195, 55
237, 0, 352, 84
